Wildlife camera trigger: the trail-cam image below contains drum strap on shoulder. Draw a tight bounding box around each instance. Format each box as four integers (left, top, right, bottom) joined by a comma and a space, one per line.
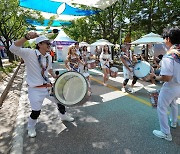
35, 50, 49, 83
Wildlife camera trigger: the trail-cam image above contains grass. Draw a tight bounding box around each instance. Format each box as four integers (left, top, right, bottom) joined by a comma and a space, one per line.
0, 61, 18, 81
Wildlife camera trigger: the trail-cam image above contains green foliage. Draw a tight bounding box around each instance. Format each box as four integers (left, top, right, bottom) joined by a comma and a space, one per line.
63, 0, 180, 44
0, 0, 44, 62
0, 0, 179, 49
0, 61, 18, 74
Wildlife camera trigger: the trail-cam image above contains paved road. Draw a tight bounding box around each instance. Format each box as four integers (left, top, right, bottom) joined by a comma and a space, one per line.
11, 62, 180, 154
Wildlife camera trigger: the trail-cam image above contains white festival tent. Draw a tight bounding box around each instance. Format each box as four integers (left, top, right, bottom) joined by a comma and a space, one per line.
53, 29, 76, 61
79, 41, 90, 47
133, 44, 168, 57
90, 39, 114, 55
131, 32, 165, 59
91, 39, 114, 46
52, 0, 118, 10
131, 32, 164, 44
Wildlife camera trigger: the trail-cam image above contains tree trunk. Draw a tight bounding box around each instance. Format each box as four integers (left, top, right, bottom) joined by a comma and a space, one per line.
0, 56, 3, 68
7, 50, 15, 63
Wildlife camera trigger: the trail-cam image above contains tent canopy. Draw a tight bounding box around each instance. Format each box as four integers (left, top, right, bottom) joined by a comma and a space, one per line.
52, 0, 118, 10
79, 42, 90, 47
26, 19, 71, 27
91, 39, 114, 46
54, 29, 76, 45
20, 0, 99, 16
131, 32, 164, 44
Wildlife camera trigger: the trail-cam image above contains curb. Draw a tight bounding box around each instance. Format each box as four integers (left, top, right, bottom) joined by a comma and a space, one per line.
10, 73, 27, 154
0, 62, 21, 106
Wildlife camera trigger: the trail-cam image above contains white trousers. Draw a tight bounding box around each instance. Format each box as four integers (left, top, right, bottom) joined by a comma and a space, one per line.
157, 86, 180, 134
27, 87, 59, 128
28, 87, 58, 111
123, 66, 133, 79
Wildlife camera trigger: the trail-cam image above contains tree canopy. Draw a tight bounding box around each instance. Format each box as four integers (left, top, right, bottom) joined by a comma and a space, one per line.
64, 0, 180, 44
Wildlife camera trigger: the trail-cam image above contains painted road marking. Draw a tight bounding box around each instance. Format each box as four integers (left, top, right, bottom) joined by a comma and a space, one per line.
90, 76, 180, 119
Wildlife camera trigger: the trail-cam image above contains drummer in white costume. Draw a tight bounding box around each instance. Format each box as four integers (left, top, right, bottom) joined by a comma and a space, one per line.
151, 27, 180, 141
10, 32, 74, 138
100, 44, 112, 86
120, 45, 138, 93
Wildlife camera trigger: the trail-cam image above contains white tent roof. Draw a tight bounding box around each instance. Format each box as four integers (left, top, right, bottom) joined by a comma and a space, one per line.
52, 0, 118, 10
131, 32, 164, 44
91, 39, 114, 46
54, 29, 75, 42
79, 41, 90, 47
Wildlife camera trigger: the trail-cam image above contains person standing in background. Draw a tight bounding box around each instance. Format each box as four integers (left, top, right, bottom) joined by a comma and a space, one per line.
50, 49, 55, 63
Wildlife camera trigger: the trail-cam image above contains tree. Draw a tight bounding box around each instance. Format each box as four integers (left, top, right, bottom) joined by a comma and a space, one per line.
0, 0, 43, 63
64, 0, 180, 44
129, 0, 180, 35
0, 56, 2, 67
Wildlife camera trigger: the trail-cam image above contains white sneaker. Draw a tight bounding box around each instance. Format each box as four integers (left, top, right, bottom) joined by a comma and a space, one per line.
103, 83, 107, 86
171, 122, 177, 128
169, 119, 177, 128
153, 130, 172, 141
128, 87, 134, 93
121, 87, 126, 92
169, 117, 178, 128
27, 127, 36, 138
60, 113, 74, 122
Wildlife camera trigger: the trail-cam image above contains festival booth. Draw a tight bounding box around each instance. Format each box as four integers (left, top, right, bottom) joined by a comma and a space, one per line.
53, 29, 76, 61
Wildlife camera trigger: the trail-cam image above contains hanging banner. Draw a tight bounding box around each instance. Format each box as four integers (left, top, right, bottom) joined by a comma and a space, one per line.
56, 45, 63, 62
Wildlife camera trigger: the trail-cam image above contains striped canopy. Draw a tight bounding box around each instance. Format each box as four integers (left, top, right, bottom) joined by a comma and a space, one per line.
19, 0, 99, 16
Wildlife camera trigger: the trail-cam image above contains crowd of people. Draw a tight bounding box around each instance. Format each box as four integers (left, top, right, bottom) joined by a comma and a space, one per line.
9, 26, 180, 142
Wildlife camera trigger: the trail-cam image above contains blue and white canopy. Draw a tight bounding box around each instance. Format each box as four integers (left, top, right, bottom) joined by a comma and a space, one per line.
19, 0, 99, 16
52, 0, 118, 10
26, 19, 71, 27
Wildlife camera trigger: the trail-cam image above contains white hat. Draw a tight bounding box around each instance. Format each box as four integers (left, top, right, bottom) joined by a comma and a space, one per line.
35, 35, 49, 44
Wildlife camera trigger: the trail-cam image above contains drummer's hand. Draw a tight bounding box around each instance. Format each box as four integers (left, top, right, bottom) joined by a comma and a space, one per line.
54, 75, 59, 79
52, 74, 59, 79
129, 68, 133, 72
67, 68, 72, 71
149, 73, 156, 79
26, 32, 39, 39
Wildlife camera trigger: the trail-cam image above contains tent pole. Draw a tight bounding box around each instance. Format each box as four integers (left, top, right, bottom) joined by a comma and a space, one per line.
145, 44, 148, 61
119, 0, 122, 46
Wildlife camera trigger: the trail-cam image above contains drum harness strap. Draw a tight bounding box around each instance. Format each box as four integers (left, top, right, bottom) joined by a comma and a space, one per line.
165, 44, 180, 64
35, 50, 52, 88
69, 56, 80, 72
121, 53, 133, 67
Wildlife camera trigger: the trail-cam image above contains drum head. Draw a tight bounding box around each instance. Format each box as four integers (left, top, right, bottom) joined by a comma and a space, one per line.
133, 61, 150, 78
54, 71, 88, 106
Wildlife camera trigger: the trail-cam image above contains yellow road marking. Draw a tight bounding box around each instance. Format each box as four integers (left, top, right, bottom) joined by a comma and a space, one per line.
90, 76, 151, 107
90, 76, 180, 120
